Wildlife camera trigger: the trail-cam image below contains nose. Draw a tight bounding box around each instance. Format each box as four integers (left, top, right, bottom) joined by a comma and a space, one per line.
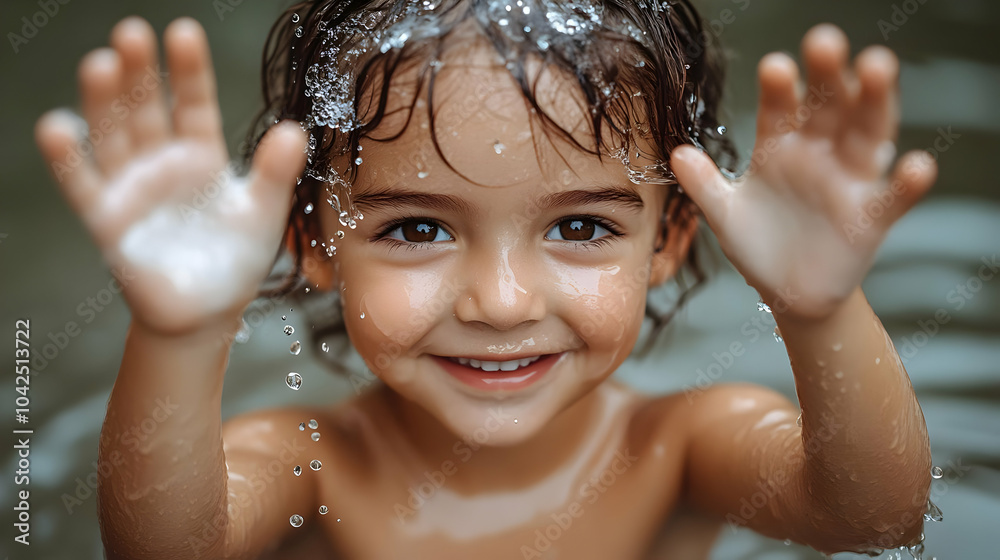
454, 245, 546, 330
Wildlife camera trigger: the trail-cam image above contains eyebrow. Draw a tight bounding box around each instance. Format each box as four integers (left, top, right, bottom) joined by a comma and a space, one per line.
352, 184, 645, 216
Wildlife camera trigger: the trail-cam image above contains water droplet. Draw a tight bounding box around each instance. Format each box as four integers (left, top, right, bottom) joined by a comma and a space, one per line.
493, 140, 506, 155
319, 505, 329, 515
684, 64, 691, 70
304, 287, 311, 293
291, 13, 300, 23
285, 372, 302, 390
282, 315, 287, 321
417, 171, 429, 179
513, 418, 518, 424
321, 342, 330, 352
336, 230, 345, 239
834, 371, 844, 379
336, 518, 341, 522
523, 25, 531, 32
304, 203, 314, 214
931, 466, 943, 479
298, 422, 305, 431
783, 539, 792, 546
290, 341, 301, 355
310, 459, 322, 471
284, 325, 295, 335
773, 326, 783, 343
924, 499, 943, 522
311, 432, 321, 441
308, 419, 318, 429
717, 125, 727, 135
294, 26, 304, 38
293, 465, 302, 476
355, 157, 363, 165
360, 312, 366, 319
832, 342, 843, 352
310, 239, 317, 247
795, 413, 803, 427
290, 514, 304, 527
757, 300, 772, 313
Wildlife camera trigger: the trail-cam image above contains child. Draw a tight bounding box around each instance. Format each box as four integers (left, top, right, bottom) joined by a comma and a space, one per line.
35, 0, 937, 558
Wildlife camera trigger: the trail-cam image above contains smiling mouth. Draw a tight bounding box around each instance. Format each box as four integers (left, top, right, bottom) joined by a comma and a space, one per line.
445, 355, 543, 372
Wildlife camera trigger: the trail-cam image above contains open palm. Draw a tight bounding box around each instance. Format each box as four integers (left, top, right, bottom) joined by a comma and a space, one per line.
35, 17, 306, 334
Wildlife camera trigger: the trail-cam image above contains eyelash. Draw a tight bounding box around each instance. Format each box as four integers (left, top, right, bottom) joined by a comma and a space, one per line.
371, 215, 624, 251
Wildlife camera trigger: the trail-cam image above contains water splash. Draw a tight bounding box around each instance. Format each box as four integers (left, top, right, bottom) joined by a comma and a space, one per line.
285, 372, 302, 390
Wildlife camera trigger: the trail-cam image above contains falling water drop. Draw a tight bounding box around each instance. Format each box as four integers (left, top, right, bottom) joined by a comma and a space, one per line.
308, 419, 318, 429
282, 315, 287, 321
931, 466, 943, 479
336, 230, 345, 240
924, 499, 943, 522
312, 432, 321, 441
290, 341, 302, 355
290, 514, 304, 527
284, 325, 295, 335
298, 422, 305, 431
355, 157, 363, 165
717, 125, 727, 135
684, 64, 691, 69
310, 459, 323, 471
319, 505, 329, 515
285, 372, 302, 390
294, 26, 304, 37
493, 140, 506, 154
293, 465, 302, 476
783, 539, 792, 546
321, 342, 330, 352
291, 13, 300, 23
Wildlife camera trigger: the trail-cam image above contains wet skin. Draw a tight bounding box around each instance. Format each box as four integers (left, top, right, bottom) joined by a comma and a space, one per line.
36, 13, 934, 560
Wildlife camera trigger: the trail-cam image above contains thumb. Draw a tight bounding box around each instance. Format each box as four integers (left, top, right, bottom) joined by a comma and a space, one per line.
670, 145, 731, 229
248, 120, 308, 217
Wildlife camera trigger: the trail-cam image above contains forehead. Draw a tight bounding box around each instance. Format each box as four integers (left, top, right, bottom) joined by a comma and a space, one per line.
345, 21, 654, 193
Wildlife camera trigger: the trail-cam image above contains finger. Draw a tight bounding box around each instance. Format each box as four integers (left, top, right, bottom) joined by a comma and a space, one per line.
756, 52, 801, 138
35, 109, 104, 217
801, 24, 855, 138
111, 16, 171, 151
248, 121, 308, 224
854, 45, 900, 143
78, 48, 133, 175
164, 18, 224, 146
881, 150, 937, 224
670, 145, 732, 230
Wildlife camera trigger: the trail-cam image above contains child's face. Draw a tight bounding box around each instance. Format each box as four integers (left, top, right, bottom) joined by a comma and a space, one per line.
312, 40, 690, 445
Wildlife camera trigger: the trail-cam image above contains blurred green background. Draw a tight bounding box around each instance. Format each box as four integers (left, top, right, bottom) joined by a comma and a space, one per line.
1, 0, 997, 558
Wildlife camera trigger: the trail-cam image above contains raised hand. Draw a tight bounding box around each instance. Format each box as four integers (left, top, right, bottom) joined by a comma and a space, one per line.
35, 17, 306, 334
671, 24, 937, 320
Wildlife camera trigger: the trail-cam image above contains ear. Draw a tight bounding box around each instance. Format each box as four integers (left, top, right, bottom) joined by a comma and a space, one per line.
286, 225, 338, 291
649, 209, 698, 287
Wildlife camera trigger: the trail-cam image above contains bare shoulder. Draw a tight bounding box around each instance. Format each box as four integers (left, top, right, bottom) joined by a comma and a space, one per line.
638, 383, 797, 442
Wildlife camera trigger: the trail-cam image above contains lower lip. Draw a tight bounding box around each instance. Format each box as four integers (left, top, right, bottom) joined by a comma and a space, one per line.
432, 353, 563, 392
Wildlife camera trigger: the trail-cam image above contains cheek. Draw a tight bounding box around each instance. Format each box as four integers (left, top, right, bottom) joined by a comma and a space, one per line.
341, 262, 453, 359
552, 261, 649, 348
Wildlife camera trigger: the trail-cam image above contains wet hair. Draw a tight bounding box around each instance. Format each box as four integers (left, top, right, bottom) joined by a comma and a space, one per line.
246, 0, 735, 366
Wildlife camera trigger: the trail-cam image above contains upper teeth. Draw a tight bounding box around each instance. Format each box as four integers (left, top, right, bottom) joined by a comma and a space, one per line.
452, 356, 542, 372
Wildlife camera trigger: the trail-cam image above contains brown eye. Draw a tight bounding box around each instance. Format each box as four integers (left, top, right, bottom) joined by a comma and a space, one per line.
386, 220, 452, 243
559, 219, 595, 241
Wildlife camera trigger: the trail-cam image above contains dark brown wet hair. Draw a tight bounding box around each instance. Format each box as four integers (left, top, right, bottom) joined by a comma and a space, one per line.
246, 0, 735, 364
